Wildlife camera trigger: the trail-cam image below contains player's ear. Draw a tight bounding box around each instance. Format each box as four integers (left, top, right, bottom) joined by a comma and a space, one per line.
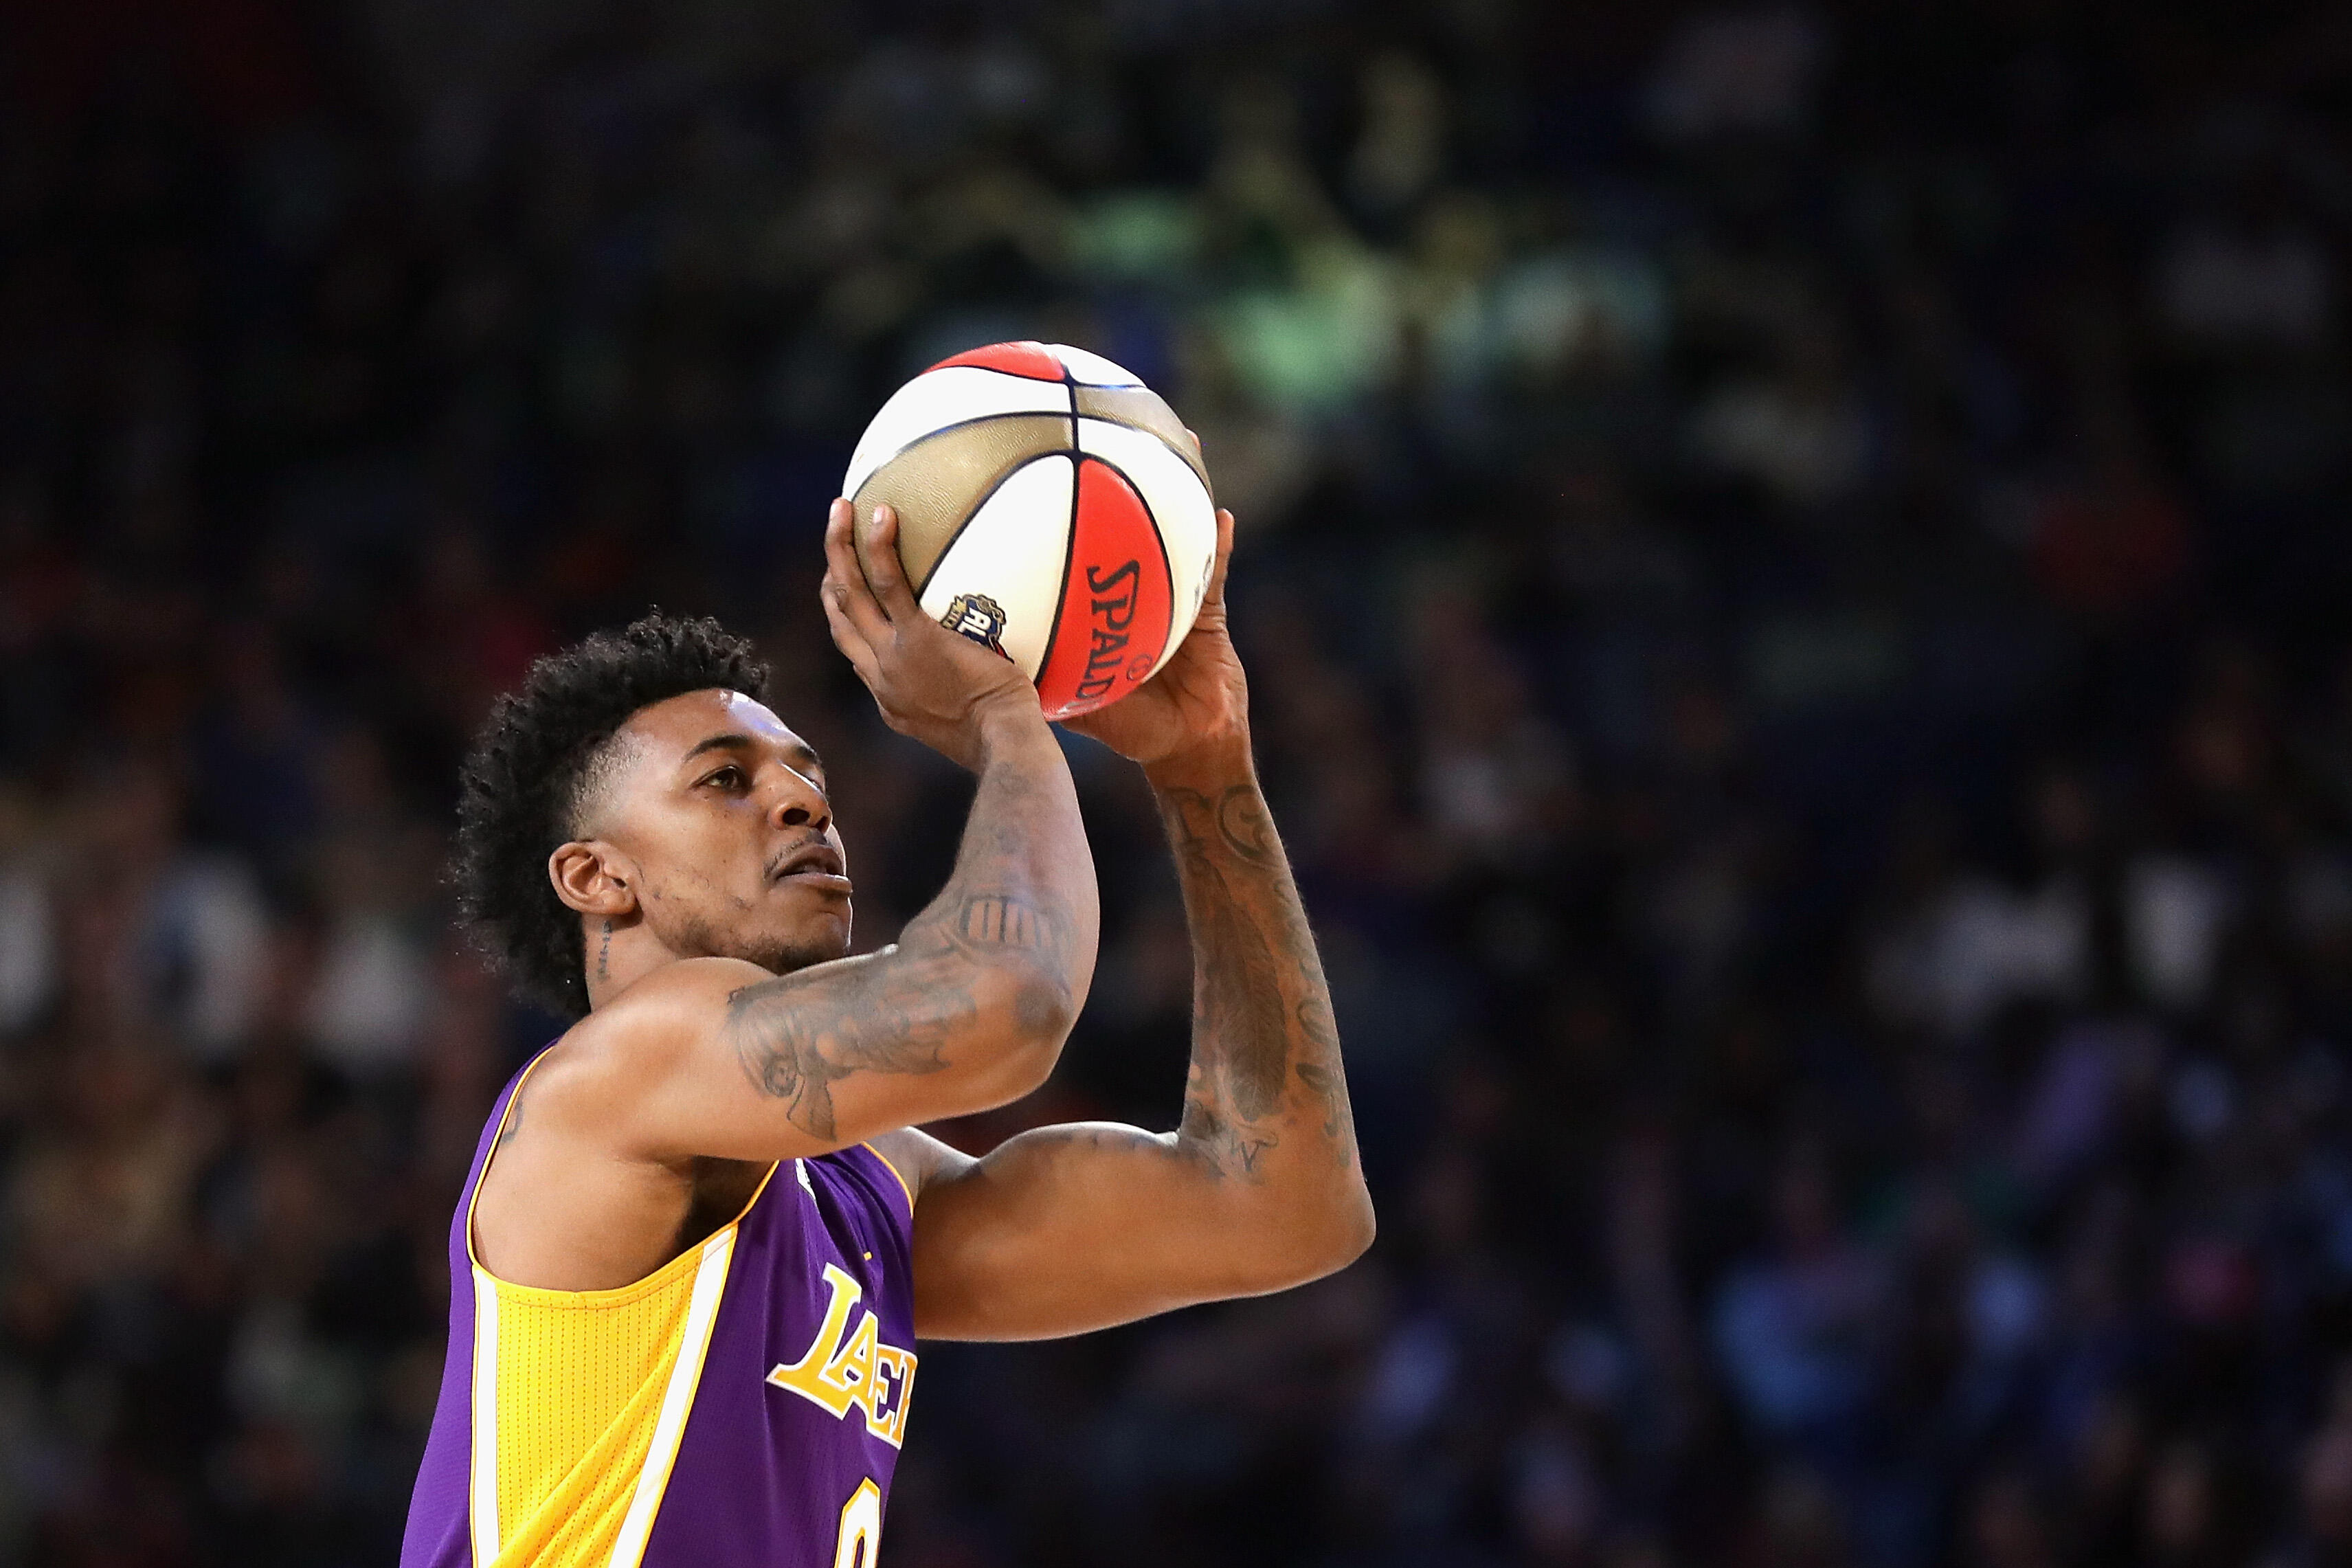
548, 841, 639, 919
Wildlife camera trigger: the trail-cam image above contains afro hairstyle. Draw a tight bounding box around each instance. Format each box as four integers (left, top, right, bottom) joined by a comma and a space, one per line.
451, 611, 772, 1017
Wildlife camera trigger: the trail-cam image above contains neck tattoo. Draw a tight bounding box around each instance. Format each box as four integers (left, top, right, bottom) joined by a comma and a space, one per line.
597, 918, 613, 981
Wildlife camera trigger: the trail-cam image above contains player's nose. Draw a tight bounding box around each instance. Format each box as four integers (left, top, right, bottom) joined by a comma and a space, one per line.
768, 768, 831, 834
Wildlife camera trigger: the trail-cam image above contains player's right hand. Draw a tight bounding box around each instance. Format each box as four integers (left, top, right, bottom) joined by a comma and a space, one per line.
821, 497, 1042, 770
1062, 506, 1249, 774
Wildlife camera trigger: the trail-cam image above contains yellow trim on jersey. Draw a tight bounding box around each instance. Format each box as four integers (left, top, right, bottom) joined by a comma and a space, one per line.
463, 1048, 780, 1295
463, 1049, 553, 1275
862, 1141, 917, 1219
462, 1049, 781, 1568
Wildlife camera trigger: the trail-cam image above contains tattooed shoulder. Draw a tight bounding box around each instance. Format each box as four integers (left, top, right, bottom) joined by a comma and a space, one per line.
495, 1073, 531, 1149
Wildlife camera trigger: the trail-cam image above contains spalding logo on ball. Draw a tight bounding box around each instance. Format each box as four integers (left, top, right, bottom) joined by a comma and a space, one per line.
843, 341, 1217, 720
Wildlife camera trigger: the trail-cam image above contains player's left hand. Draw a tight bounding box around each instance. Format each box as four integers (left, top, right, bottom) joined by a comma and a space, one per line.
1060, 506, 1248, 771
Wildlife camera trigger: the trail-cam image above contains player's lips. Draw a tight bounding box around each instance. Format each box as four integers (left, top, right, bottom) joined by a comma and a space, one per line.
769, 843, 852, 895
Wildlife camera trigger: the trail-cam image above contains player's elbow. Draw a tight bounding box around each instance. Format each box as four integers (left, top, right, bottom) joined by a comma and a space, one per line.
961, 962, 1077, 1105
1303, 1186, 1378, 1278
1336, 1187, 1379, 1265
1003, 962, 1079, 1049
1235, 1185, 1377, 1293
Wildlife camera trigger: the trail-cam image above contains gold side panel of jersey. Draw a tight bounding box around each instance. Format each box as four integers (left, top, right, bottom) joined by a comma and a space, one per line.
484, 1246, 704, 1568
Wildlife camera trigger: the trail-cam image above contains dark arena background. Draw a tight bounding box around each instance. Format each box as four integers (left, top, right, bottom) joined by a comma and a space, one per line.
5, 1, 2352, 1564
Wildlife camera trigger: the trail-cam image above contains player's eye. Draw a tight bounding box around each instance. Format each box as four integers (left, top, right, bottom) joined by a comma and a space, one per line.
702, 764, 748, 790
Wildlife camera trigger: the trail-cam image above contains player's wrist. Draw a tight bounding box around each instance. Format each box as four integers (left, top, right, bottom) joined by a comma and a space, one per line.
1141, 728, 1255, 792
967, 691, 1054, 766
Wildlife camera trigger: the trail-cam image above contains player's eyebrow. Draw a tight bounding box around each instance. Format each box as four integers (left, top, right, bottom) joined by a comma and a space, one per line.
682, 732, 754, 763
681, 732, 827, 780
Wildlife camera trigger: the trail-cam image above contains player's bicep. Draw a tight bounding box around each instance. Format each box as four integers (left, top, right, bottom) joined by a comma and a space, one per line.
907, 1121, 1272, 1341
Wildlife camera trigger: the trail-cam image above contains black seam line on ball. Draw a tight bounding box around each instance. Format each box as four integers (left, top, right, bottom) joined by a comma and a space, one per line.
1077, 451, 1178, 675
910, 449, 1071, 603
1074, 408, 1213, 501
1027, 355, 1085, 693
976, 357, 1066, 382
1038, 453, 1085, 698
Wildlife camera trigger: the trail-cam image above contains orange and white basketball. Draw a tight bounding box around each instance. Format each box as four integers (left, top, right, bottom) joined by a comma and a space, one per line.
843, 341, 1218, 721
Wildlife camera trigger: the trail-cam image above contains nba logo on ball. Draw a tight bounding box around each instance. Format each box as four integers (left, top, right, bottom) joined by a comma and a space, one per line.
940, 592, 1010, 657
844, 341, 1218, 720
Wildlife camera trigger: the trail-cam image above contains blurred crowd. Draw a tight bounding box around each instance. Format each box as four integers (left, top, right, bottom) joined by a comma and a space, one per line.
4, 0, 2352, 1563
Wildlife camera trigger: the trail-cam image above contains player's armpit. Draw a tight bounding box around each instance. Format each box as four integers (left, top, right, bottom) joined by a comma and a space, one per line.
900, 1121, 1374, 1342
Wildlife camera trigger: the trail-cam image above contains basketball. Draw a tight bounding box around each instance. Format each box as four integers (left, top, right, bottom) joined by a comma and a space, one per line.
842, 341, 1219, 721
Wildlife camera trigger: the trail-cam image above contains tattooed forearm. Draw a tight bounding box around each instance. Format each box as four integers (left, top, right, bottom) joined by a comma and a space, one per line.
954, 893, 1057, 953
1179, 1082, 1279, 1178
1293, 1060, 1354, 1145
726, 888, 1074, 1139
726, 961, 963, 1139
1213, 786, 1279, 864
1156, 774, 1359, 1182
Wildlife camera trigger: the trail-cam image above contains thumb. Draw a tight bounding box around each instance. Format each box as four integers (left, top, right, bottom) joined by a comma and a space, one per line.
1200, 509, 1235, 610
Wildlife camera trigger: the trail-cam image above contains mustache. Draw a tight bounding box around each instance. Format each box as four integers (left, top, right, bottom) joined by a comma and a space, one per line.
765, 839, 846, 882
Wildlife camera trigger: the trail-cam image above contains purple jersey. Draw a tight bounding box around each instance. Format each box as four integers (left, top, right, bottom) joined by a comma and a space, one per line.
401, 1050, 919, 1568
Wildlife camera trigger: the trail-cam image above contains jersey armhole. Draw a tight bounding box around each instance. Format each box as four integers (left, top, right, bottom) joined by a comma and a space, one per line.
465, 1047, 557, 1273
861, 1140, 917, 1220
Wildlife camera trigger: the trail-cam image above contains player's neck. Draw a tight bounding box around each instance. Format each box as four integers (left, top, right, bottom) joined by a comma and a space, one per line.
581, 915, 676, 1010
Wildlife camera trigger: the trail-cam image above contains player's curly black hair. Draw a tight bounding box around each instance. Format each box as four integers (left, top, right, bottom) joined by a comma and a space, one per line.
452, 611, 772, 1018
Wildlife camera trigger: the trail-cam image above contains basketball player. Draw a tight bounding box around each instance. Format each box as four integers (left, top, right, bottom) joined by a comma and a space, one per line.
401, 499, 1373, 1567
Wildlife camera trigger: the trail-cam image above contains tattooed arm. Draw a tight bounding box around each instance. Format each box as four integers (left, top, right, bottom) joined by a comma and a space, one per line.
546, 502, 1101, 1165
888, 508, 1376, 1341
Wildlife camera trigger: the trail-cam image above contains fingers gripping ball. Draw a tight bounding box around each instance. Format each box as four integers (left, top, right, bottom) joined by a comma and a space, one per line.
843, 341, 1218, 721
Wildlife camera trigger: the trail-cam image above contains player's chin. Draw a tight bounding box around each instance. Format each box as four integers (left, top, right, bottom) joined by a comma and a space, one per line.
757, 901, 854, 971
